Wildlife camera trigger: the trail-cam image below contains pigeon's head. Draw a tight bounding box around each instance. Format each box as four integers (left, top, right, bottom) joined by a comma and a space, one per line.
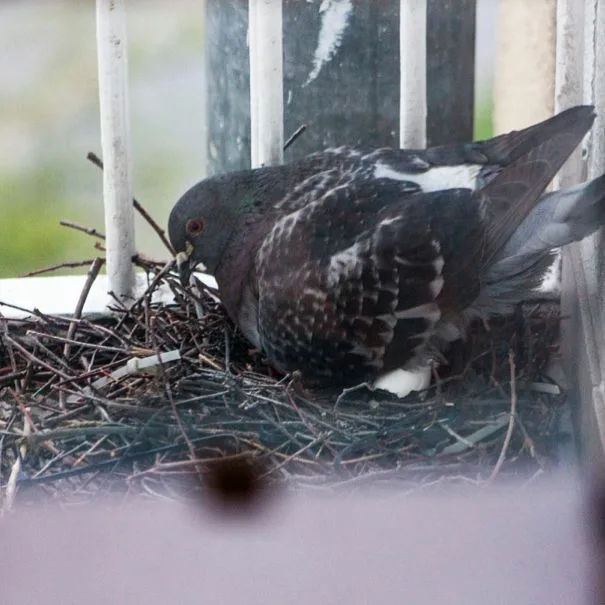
169, 170, 279, 284
168, 177, 240, 283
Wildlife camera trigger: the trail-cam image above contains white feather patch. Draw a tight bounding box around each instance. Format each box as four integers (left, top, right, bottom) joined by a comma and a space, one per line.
326, 241, 363, 286
395, 302, 441, 321
374, 367, 431, 398
433, 256, 445, 274
373, 162, 481, 192
429, 275, 445, 297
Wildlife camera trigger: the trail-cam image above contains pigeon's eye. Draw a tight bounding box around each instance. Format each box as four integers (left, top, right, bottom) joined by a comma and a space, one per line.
186, 218, 205, 236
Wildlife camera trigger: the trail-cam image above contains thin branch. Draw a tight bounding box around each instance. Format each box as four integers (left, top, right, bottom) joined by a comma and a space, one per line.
3, 335, 73, 382
283, 124, 307, 152
86, 151, 175, 256
20, 260, 100, 278
63, 258, 105, 361
59, 220, 106, 240
488, 350, 518, 482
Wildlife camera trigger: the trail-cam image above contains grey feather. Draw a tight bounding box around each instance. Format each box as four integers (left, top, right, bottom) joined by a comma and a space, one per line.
470, 172, 605, 316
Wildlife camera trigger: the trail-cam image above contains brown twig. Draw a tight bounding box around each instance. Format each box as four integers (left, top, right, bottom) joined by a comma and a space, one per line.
283, 124, 307, 152
20, 260, 100, 278
59, 220, 106, 240
487, 350, 518, 482
86, 151, 175, 256
26, 331, 132, 356
3, 335, 73, 382
63, 258, 105, 361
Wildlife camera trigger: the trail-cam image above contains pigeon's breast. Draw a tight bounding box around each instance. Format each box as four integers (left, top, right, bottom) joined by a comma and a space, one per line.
253, 202, 452, 386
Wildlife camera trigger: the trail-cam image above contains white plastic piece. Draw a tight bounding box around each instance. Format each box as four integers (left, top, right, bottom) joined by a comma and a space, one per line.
89, 349, 182, 391
399, 0, 427, 148
65, 349, 181, 404
96, 0, 136, 303
249, 0, 284, 167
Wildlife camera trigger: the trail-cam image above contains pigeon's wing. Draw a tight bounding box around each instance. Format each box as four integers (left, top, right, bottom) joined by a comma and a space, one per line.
269, 106, 596, 222
427, 105, 595, 167
337, 105, 596, 194
255, 178, 482, 385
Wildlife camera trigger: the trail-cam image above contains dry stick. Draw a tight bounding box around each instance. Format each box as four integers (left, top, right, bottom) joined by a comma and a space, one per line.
86, 151, 176, 256
130, 259, 175, 312
59, 220, 106, 240
147, 314, 197, 462
23, 424, 138, 446
33, 442, 89, 479
62, 258, 105, 361
3, 335, 73, 382
283, 124, 307, 151
27, 331, 131, 356
72, 435, 110, 467
20, 260, 99, 278
57, 257, 105, 409
132, 253, 166, 268
11, 388, 40, 437
30, 340, 73, 372
260, 438, 320, 479
487, 350, 518, 482
0, 320, 18, 378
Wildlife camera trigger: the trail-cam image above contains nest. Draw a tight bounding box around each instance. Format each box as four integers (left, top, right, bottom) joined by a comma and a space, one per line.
0, 163, 570, 509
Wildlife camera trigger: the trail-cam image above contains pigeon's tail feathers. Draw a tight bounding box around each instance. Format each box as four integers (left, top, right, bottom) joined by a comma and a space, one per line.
445, 108, 596, 291
477, 105, 595, 165
471, 172, 605, 316
508, 171, 605, 254
477, 110, 596, 265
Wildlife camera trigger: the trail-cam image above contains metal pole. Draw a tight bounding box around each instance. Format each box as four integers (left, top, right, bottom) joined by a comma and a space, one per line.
555, 0, 605, 463
96, 0, 136, 304
249, 0, 284, 167
399, 0, 427, 148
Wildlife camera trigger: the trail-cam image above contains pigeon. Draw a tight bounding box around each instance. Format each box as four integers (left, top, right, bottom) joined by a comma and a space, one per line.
169, 105, 605, 398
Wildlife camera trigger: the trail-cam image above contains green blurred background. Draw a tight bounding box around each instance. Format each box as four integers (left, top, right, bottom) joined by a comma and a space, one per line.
0, 0, 495, 278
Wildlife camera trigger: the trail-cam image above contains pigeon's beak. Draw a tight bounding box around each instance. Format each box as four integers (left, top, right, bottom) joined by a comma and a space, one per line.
176, 250, 207, 286
176, 251, 193, 286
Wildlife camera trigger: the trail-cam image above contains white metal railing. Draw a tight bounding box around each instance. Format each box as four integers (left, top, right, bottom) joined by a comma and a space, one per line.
95, 0, 136, 303
0, 0, 604, 327
554, 0, 605, 445
249, 0, 284, 168
399, 0, 427, 148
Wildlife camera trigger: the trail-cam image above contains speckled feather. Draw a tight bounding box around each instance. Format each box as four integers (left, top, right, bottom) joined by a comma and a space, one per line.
255, 181, 481, 384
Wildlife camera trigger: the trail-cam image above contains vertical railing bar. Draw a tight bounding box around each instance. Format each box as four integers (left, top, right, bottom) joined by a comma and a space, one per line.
583, 0, 605, 179
96, 0, 136, 304
555, 0, 605, 457
249, 3, 259, 167
249, 0, 284, 168
553, 0, 586, 190
399, 0, 427, 148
